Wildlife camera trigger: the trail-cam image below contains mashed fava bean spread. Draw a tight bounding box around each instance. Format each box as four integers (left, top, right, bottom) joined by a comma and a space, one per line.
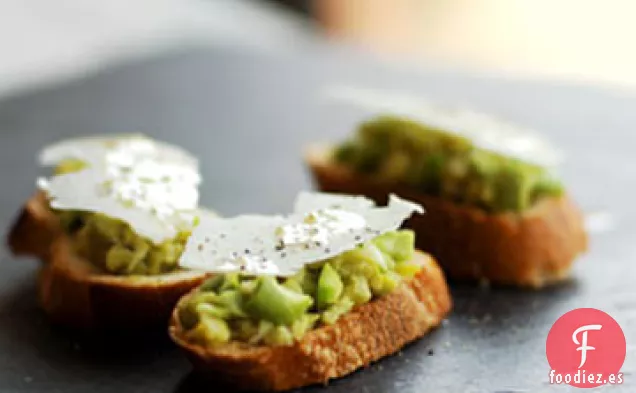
334, 116, 563, 212
178, 230, 419, 346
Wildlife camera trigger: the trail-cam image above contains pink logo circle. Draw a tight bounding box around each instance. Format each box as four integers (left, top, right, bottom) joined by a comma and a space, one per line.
546, 308, 626, 388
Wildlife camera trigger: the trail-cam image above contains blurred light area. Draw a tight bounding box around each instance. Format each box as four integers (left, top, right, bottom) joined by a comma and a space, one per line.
5, 0, 636, 99
315, 0, 636, 88
0, 0, 312, 97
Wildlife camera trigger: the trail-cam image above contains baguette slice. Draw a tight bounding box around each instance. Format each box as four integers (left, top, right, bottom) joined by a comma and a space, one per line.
305, 146, 588, 288
7, 192, 208, 330
169, 251, 451, 392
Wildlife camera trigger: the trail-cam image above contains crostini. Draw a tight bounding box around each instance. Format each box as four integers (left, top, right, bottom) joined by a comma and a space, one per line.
7, 135, 212, 329
306, 112, 587, 288
170, 192, 452, 391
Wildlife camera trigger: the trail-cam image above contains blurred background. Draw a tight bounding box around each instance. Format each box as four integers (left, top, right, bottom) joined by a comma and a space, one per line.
2, 0, 636, 98
311, 0, 636, 88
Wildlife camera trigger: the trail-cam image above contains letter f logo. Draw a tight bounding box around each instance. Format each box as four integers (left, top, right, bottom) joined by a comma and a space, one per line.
572, 324, 602, 368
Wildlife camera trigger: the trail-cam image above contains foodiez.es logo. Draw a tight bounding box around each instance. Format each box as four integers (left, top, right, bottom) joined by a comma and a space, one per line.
546, 308, 626, 388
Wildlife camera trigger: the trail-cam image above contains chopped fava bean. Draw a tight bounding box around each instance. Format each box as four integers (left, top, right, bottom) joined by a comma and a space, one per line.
316, 263, 344, 310
244, 276, 313, 325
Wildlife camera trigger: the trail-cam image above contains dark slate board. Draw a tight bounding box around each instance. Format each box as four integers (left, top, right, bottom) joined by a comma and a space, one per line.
0, 44, 634, 393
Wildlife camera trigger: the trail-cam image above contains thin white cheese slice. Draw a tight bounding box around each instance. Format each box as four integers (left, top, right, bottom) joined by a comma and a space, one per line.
39, 164, 199, 243
37, 134, 202, 244
323, 85, 564, 168
179, 193, 423, 276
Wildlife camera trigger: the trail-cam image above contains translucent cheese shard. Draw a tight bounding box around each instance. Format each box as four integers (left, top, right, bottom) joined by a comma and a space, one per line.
179, 193, 423, 276
37, 134, 201, 244
323, 85, 564, 168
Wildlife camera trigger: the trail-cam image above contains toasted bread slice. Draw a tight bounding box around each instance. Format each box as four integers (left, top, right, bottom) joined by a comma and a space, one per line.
8, 193, 208, 330
8, 191, 58, 260
169, 251, 451, 392
305, 146, 588, 288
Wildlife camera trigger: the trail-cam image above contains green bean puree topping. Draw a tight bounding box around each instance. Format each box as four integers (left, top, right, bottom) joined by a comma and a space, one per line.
178, 230, 420, 347
334, 116, 564, 212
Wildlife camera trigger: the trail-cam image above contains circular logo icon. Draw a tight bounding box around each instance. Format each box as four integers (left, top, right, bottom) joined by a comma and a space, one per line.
546, 308, 626, 388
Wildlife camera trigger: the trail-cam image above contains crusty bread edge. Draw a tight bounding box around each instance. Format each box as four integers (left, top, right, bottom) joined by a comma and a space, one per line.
7, 193, 209, 329
304, 145, 588, 288
7, 191, 57, 260
169, 251, 452, 392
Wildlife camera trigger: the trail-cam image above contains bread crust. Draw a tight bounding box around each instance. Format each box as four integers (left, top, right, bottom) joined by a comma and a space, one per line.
7, 193, 208, 330
305, 146, 588, 288
7, 191, 58, 260
169, 251, 451, 392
